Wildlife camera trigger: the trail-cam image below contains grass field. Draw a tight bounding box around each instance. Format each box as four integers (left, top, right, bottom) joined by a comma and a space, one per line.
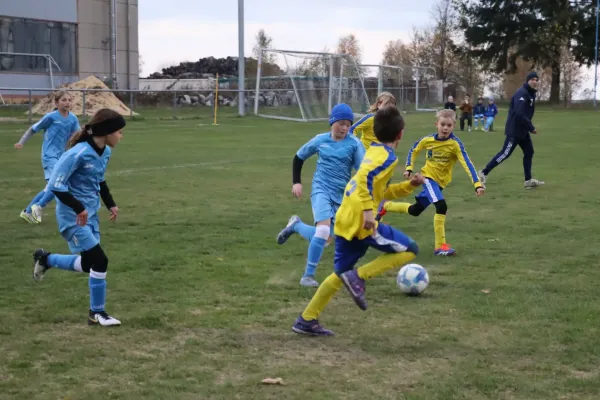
1, 107, 600, 399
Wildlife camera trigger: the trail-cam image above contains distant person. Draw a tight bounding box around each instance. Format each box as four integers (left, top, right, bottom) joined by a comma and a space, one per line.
478, 72, 544, 189
483, 97, 498, 132
458, 95, 473, 132
14, 91, 80, 224
473, 97, 486, 130
444, 96, 456, 112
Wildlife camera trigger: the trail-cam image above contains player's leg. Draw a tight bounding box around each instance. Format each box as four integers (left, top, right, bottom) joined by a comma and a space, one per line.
339, 223, 419, 310
479, 136, 517, 184
276, 215, 315, 245
467, 114, 472, 131
31, 175, 56, 223
21, 188, 45, 223
293, 236, 367, 336
460, 114, 465, 131
520, 136, 544, 189
377, 184, 429, 220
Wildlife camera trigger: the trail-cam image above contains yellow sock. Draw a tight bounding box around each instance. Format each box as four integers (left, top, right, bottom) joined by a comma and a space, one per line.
357, 252, 417, 280
385, 202, 411, 214
301, 273, 342, 321
434, 213, 446, 248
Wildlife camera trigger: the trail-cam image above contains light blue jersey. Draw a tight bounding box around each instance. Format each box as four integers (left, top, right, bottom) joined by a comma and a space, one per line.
48, 141, 111, 237
296, 132, 365, 204
32, 110, 81, 171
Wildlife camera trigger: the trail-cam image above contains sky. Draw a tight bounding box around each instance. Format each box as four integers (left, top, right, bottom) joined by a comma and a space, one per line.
138, 0, 596, 99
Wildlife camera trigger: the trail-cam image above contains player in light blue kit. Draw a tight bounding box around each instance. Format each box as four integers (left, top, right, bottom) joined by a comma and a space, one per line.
276, 104, 365, 287
14, 91, 81, 224
31, 108, 125, 327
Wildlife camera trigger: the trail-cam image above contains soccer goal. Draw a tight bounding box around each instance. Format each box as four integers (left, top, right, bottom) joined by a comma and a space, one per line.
360, 64, 407, 111
253, 48, 370, 122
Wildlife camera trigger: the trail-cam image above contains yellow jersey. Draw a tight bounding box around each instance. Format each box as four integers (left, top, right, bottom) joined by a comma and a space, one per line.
335, 143, 419, 241
405, 133, 482, 189
350, 114, 378, 150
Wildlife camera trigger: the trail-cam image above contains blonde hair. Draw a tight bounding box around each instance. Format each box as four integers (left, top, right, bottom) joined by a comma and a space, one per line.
436, 109, 456, 121
368, 92, 396, 113
67, 108, 123, 149
54, 90, 70, 103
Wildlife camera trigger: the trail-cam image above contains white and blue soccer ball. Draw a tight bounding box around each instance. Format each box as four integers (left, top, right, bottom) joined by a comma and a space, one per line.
397, 264, 429, 295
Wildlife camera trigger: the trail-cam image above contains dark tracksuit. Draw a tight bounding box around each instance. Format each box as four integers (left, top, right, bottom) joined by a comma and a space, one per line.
444, 102, 456, 111
482, 83, 537, 181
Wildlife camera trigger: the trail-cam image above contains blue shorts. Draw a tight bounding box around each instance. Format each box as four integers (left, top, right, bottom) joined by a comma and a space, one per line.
333, 223, 416, 274
415, 178, 444, 208
61, 217, 100, 253
311, 192, 340, 224
474, 114, 484, 119
42, 158, 59, 181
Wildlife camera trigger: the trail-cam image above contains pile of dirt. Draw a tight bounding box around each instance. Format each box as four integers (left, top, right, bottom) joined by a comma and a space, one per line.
28, 76, 138, 116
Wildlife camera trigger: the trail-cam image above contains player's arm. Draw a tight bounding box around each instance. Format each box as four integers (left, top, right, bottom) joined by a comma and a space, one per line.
15, 115, 52, 147
349, 114, 373, 136
48, 152, 86, 214
352, 141, 366, 170
405, 137, 425, 175
99, 181, 116, 209
292, 136, 319, 185
454, 142, 483, 191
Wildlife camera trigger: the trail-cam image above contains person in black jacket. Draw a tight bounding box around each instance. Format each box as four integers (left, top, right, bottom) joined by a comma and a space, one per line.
478, 72, 544, 189
444, 96, 456, 111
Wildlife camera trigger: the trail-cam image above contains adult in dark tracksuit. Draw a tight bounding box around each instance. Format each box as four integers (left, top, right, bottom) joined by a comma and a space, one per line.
478, 72, 544, 189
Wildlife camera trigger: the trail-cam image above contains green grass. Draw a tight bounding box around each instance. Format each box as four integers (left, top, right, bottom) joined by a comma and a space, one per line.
1, 108, 600, 399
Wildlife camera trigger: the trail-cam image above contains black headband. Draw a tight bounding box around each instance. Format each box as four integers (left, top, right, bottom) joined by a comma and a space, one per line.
90, 115, 126, 136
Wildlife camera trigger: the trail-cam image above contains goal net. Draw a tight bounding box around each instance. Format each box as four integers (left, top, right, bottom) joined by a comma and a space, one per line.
253, 49, 370, 122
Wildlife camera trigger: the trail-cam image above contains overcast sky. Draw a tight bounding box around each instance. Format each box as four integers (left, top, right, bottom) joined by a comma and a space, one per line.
139, 0, 595, 98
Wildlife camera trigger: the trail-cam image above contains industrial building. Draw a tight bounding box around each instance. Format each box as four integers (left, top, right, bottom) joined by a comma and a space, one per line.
0, 0, 139, 91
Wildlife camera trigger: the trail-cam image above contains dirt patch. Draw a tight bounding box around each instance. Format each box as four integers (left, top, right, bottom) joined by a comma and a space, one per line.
28, 76, 138, 117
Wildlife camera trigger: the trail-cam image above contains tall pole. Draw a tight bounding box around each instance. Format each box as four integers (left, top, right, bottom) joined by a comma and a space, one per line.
594, 0, 599, 108
238, 0, 245, 116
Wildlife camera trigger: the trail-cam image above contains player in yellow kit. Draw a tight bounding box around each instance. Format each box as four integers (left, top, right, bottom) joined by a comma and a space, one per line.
292, 106, 424, 337
350, 92, 396, 150
378, 109, 485, 256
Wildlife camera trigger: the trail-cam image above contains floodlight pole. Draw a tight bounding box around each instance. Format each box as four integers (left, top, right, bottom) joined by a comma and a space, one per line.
594, 0, 599, 108
238, 0, 245, 116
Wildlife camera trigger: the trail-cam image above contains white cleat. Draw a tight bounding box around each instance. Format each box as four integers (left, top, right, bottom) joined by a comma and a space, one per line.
524, 179, 545, 189
31, 204, 44, 223
88, 311, 121, 326
20, 210, 38, 224
300, 276, 320, 287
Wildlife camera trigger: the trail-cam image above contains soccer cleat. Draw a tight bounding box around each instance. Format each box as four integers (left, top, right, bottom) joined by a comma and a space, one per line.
292, 316, 334, 336
434, 243, 456, 256
478, 170, 487, 186
276, 215, 300, 245
88, 310, 121, 326
20, 210, 38, 224
376, 200, 388, 222
32, 249, 51, 281
31, 204, 44, 223
299, 276, 319, 287
524, 179, 545, 189
340, 269, 367, 310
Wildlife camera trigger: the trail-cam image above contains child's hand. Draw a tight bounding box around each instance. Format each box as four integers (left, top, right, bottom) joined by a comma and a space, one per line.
531, 129, 538, 134
410, 173, 425, 186
292, 183, 303, 199
476, 187, 485, 197
76, 209, 88, 227
14, 143, 22, 150
403, 170, 413, 179
109, 206, 119, 222
362, 209, 376, 230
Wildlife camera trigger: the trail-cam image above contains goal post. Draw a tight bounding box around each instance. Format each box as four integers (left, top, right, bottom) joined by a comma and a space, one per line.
254, 48, 370, 122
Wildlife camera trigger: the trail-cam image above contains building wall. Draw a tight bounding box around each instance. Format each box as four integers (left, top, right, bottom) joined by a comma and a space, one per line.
0, 0, 77, 23
0, 0, 139, 90
77, 0, 139, 89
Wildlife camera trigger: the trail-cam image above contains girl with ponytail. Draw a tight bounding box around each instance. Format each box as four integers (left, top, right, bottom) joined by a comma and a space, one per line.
31, 108, 126, 327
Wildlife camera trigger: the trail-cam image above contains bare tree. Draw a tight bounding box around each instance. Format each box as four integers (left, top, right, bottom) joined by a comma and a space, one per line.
253, 29, 275, 63
430, 0, 458, 81
381, 39, 414, 82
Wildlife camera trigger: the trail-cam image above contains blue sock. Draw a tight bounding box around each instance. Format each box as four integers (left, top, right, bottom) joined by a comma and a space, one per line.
37, 189, 55, 208
25, 190, 45, 213
89, 272, 107, 312
293, 222, 316, 242
47, 254, 79, 271
303, 237, 327, 278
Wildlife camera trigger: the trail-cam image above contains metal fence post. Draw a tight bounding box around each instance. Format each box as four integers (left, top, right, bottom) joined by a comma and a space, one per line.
28, 89, 32, 124
82, 90, 87, 120
129, 91, 134, 117
172, 92, 176, 118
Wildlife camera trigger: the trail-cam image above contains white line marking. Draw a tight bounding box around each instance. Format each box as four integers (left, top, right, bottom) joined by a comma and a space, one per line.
0, 156, 289, 184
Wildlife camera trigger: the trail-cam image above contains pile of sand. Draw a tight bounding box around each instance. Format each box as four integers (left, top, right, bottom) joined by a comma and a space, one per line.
28, 76, 138, 116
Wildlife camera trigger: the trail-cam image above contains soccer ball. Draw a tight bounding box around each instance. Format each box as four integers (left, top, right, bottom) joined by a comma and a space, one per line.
397, 264, 429, 295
